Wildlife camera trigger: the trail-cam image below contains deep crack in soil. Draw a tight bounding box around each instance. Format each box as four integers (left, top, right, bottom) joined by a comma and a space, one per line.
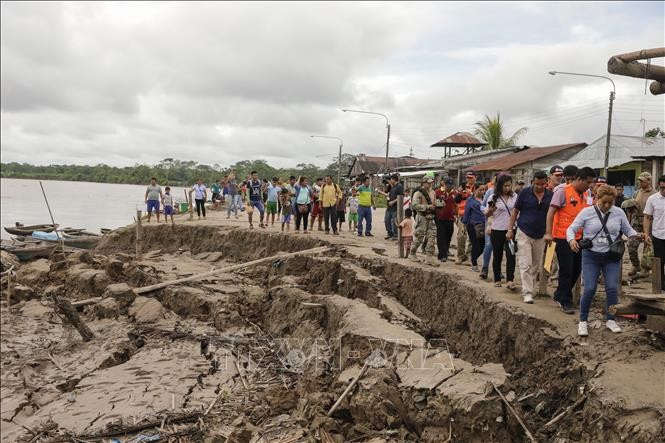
1, 224, 663, 442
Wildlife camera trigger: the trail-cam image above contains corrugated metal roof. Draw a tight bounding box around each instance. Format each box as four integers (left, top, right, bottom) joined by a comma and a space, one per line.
431, 131, 487, 147
563, 135, 665, 169
350, 155, 431, 175
468, 143, 587, 172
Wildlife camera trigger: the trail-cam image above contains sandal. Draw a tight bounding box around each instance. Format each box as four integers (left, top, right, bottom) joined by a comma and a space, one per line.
249, 224, 254, 229
506, 282, 516, 291
494, 282, 502, 288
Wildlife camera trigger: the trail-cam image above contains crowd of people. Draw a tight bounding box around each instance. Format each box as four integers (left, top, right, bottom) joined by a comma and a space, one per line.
144, 166, 665, 336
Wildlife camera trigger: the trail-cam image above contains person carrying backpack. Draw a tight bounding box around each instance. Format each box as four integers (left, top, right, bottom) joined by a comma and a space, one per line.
320, 175, 342, 235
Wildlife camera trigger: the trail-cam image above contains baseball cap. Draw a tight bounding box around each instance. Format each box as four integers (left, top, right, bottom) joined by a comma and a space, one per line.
465, 171, 477, 177
422, 175, 434, 183
638, 171, 652, 182
517, 179, 525, 185
595, 176, 607, 184
549, 165, 564, 175
444, 177, 454, 185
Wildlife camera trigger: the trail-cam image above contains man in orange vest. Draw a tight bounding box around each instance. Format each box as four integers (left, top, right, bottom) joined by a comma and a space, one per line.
455, 171, 477, 264
545, 167, 596, 314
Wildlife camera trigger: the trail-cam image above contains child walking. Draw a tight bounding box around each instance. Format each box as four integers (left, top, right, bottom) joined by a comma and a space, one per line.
280, 188, 293, 232
162, 186, 175, 225
348, 188, 359, 231
398, 208, 415, 258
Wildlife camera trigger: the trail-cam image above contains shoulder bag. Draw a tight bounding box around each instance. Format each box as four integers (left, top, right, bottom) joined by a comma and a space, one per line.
593, 207, 625, 261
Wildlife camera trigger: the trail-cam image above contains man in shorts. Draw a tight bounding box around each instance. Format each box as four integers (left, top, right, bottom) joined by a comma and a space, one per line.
246, 171, 266, 229
266, 177, 281, 227
144, 177, 163, 223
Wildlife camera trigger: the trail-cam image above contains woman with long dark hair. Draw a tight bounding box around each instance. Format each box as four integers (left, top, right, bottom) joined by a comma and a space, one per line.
293, 176, 313, 234
484, 173, 518, 289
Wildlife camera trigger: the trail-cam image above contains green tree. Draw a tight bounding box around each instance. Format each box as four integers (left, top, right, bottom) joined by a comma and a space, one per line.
474, 113, 528, 149
645, 127, 665, 138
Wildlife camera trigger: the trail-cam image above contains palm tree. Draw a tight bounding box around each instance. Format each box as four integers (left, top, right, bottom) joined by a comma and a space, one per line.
474, 113, 527, 149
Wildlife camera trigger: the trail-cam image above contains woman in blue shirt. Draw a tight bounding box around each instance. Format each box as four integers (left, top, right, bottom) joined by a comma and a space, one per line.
567, 184, 642, 337
462, 186, 487, 272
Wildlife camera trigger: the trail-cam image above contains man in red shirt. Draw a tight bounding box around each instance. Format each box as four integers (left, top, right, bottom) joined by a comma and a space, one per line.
435, 177, 458, 262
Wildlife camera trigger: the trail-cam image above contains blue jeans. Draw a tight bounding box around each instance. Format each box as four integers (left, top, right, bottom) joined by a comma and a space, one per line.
358, 205, 372, 235
580, 249, 620, 322
384, 208, 397, 237
482, 233, 492, 272
227, 195, 242, 216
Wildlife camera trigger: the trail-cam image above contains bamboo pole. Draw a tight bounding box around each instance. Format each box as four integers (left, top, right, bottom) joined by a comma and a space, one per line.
135, 246, 331, 294
327, 362, 368, 416
38, 181, 69, 267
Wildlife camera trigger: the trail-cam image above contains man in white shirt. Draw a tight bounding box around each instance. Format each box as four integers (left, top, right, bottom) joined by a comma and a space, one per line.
644, 174, 665, 291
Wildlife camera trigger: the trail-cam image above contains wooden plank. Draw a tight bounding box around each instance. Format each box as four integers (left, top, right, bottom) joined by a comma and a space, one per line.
135, 246, 331, 294
631, 292, 665, 302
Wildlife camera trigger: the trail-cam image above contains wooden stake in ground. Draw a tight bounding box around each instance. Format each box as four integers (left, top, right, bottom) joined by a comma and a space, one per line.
652, 257, 662, 294
135, 246, 331, 294
136, 209, 143, 258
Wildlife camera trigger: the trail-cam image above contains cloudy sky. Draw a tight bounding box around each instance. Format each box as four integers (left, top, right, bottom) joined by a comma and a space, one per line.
1, 1, 664, 169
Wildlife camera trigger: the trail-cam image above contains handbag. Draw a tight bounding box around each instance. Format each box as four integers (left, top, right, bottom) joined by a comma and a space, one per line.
298, 204, 309, 214
593, 207, 625, 261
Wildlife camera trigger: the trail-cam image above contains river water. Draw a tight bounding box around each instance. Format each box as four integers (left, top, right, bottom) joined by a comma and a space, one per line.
0, 178, 187, 239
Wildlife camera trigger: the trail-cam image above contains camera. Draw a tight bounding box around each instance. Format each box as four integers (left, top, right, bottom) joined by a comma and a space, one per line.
578, 238, 593, 250
488, 194, 499, 207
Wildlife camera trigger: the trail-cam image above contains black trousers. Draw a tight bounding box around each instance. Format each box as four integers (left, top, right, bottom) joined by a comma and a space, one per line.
435, 219, 455, 259
323, 206, 338, 233
295, 206, 310, 231
653, 236, 665, 290
490, 229, 515, 282
195, 199, 206, 217
467, 224, 486, 266
554, 238, 582, 306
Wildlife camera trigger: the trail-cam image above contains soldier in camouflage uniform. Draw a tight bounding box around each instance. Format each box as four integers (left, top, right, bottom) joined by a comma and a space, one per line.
411, 176, 438, 265
626, 172, 657, 276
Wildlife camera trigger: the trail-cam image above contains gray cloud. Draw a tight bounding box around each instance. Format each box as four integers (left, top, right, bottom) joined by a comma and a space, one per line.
1, 1, 663, 169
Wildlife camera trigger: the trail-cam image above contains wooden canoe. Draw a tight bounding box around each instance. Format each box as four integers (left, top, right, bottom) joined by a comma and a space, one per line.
1, 239, 56, 261
4, 223, 58, 236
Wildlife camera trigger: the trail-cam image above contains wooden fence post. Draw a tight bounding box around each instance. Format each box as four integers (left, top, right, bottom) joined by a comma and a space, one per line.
136, 210, 143, 258
397, 196, 404, 258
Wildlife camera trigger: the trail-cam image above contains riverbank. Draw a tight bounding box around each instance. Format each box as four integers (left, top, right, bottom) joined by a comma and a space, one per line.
1, 207, 663, 442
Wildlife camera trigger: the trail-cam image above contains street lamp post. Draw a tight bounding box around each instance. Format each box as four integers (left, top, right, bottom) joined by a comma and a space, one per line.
341, 109, 391, 173
310, 135, 344, 184
549, 70, 616, 177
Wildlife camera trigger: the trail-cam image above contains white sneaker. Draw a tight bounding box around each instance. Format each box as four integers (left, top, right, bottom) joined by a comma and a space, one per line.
523, 294, 534, 304
606, 320, 622, 333
578, 321, 589, 337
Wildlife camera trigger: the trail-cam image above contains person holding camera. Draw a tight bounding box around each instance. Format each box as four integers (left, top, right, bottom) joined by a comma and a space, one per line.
435, 177, 457, 262
545, 166, 596, 314
484, 173, 518, 289
567, 184, 641, 336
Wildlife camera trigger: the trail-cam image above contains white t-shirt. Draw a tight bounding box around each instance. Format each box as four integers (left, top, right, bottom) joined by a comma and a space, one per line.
163, 194, 174, 207
192, 184, 207, 200
644, 191, 665, 240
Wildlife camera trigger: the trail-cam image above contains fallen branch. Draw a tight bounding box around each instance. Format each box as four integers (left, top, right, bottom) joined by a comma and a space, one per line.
135, 246, 331, 294
327, 362, 369, 416
492, 383, 537, 443
52, 294, 95, 342
543, 395, 587, 429
71, 297, 103, 308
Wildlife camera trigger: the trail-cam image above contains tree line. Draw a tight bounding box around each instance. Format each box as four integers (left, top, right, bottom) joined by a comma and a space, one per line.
0, 155, 356, 186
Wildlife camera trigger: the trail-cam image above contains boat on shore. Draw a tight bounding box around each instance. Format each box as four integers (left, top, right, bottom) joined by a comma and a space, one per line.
1, 239, 57, 261
32, 230, 103, 250
4, 223, 58, 236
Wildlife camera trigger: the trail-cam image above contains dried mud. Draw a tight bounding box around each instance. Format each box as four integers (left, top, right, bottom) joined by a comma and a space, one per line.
1, 224, 663, 442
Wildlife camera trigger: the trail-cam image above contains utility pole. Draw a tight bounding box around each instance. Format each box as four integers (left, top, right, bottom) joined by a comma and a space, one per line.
342, 109, 391, 173
310, 135, 344, 184
549, 71, 616, 177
